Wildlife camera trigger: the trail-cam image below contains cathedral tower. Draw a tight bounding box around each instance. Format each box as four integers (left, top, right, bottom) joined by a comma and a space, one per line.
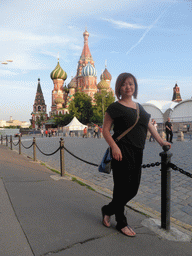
75, 29, 98, 99
31, 78, 48, 128
172, 83, 182, 102
50, 58, 68, 116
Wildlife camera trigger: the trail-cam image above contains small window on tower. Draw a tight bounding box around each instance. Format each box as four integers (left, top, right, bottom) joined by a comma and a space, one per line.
38, 106, 41, 112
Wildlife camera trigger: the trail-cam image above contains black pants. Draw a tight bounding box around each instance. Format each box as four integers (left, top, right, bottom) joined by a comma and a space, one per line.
166, 131, 173, 142
102, 143, 143, 229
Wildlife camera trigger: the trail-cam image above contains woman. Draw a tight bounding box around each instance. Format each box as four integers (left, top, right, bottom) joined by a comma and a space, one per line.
102, 73, 171, 237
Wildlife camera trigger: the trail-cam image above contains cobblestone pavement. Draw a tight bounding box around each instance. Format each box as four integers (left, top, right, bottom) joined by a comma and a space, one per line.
9, 134, 192, 228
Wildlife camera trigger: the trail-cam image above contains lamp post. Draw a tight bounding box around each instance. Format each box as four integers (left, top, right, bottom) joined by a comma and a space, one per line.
102, 93, 107, 124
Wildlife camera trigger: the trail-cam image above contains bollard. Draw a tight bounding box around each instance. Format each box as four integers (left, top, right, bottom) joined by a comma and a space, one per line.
33, 137, 36, 161
19, 135, 21, 154
60, 138, 65, 177
159, 145, 172, 231
6, 135, 8, 146
1, 135, 3, 145
177, 131, 184, 141
10, 135, 12, 150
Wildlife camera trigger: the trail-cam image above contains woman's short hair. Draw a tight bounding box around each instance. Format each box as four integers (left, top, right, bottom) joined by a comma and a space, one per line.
115, 73, 138, 99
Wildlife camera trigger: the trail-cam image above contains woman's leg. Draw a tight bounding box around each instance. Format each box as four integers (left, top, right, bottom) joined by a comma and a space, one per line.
102, 145, 143, 229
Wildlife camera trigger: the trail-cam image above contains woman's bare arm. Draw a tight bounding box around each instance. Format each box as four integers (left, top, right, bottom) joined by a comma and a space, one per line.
102, 112, 122, 161
148, 122, 171, 148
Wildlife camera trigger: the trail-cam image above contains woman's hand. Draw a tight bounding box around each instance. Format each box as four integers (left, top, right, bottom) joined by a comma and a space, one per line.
111, 144, 123, 161
161, 141, 172, 150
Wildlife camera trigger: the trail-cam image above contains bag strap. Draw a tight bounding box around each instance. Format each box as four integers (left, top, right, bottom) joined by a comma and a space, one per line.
115, 103, 140, 143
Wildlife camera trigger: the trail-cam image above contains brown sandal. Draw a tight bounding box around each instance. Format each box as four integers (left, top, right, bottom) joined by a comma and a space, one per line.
101, 208, 111, 228
117, 225, 136, 237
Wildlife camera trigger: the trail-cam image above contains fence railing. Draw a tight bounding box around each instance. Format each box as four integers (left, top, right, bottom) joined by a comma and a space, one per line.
1, 134, 192, 232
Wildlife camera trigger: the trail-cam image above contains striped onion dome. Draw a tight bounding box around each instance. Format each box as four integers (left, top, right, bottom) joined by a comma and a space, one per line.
97, 79, 109, 90
100, 68, 112, 81
50, 59, 67, 80
82, 62, 97, 77
54, 97, 64, 104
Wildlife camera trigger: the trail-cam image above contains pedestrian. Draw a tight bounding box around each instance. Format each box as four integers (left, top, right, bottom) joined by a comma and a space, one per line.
99, 126, 103, 138
83, 127, 87, 138
187, 124, 190, 132
149, 119, 154, 142
41, 128, 44, 137
151, 120, 158, 142
165, 117, 173, 143
102, 72, 171, 237
93, 125, 99, 138
45, 130, 48, 137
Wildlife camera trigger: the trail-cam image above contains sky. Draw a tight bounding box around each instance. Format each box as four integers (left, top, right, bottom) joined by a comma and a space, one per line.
0, 0, 192, 122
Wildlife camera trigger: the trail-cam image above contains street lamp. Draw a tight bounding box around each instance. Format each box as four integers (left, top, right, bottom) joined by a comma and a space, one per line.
102, 94, 107, 124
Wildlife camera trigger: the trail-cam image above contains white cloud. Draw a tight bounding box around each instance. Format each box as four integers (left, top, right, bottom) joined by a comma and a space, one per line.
0, 69, 18, 77
103, 18, 147, 29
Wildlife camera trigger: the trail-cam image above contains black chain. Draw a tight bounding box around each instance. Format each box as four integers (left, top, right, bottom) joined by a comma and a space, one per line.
168, 163, 192, 178
21, 141, 33, 149
36, 144, 61, 156
64, 146, 99, 167
12, 140, 19, 146
141, 162, 161, 168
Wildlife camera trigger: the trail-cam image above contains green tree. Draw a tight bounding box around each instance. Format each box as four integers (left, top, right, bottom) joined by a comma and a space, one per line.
53, 113, 73, 127
68, 92, 93, 124
92, 90, 115, 124
36, 113, 46, 128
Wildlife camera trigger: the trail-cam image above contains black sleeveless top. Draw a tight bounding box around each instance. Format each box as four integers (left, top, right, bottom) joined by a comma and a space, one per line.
106, 102, 151, 149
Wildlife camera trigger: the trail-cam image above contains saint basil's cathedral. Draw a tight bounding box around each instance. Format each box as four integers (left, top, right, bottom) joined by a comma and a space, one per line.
31, 29, 113, 128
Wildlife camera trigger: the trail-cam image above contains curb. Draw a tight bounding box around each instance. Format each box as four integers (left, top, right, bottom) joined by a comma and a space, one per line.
62, 172, 192, 237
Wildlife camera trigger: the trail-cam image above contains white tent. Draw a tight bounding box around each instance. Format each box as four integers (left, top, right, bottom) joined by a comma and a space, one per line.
63, 117, 88, 131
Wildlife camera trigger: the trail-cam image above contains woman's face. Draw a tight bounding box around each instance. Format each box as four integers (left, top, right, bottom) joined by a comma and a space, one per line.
120, 77, 135, 99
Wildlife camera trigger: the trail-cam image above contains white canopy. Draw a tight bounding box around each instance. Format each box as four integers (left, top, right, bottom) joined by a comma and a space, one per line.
64, 117, 88, 131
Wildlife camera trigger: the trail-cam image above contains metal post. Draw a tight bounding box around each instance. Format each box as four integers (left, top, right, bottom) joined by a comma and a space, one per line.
1, 135, 3, 145
60, 138, 65, 177
33, 137, 36, 161
10, 135, 12, 150
19, 135, 21, 154
159, 145, 172, 231
6, 135, 8, 146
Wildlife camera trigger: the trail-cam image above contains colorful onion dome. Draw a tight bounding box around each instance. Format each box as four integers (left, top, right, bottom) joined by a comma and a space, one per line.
54, 97, 64, 104
97, 79, 109, 90
50, 59, 67, 80
100, 68, 112, 81
68, 77, 77, 89
82, 62, 97, 77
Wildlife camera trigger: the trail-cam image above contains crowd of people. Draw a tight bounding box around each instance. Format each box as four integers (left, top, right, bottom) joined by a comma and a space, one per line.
83, 125, 103, 138
41, 129, 58, 137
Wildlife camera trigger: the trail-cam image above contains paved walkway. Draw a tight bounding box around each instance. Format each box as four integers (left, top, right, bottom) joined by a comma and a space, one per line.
5, 134, 192, 231
1, 143, 192, 256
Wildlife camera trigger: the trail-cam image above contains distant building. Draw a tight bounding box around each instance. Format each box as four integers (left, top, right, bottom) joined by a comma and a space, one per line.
31, 78, 48, 128
172, 83, 182, 102
0, 116, 30, 128
0, 120, 7, 127
49, 29, 114, 117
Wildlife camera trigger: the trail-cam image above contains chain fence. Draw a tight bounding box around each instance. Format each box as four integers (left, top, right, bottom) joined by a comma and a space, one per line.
2, 134, 192, 230
1, 134, 192, 179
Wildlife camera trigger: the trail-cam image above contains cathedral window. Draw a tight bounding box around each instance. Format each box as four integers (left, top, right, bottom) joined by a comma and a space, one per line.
38, 106, 41, 112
